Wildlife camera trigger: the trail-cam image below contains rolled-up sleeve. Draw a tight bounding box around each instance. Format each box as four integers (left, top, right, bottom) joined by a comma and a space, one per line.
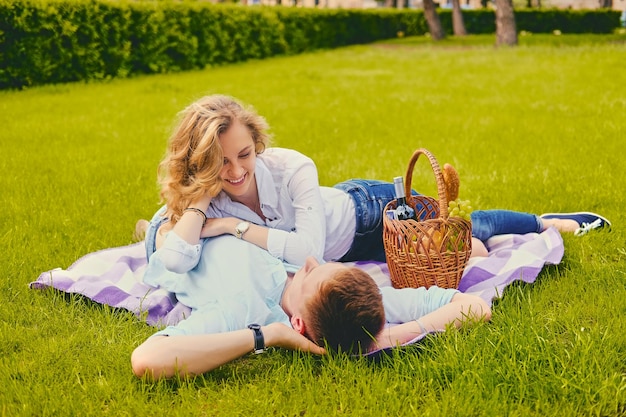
266, 161, 327, 265
157, 231, 203, 273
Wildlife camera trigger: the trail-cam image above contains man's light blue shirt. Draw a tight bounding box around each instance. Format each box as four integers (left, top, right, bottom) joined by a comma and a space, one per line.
143, 235, 458, 337
144, 235, 293, 337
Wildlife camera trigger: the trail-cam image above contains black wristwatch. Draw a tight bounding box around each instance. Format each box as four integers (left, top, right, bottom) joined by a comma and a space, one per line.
247, 323, 265, 354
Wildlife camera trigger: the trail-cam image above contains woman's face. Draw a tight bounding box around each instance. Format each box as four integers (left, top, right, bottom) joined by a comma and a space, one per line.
219, 120, 257, 201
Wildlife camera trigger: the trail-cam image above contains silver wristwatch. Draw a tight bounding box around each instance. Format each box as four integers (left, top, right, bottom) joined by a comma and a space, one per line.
235, 221, 250, 239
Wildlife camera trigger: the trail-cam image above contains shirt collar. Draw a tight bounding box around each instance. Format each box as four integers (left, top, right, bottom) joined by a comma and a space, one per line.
282, 262, 300, 275
254, 156, 279, 209
209, 156, 278, 212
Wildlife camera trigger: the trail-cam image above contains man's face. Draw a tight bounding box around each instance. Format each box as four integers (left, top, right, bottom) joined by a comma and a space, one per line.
289, 257, 347, 309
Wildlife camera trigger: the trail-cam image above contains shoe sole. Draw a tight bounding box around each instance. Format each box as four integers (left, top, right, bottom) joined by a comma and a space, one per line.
539, 211, 612, 228
133, 219, 150, 242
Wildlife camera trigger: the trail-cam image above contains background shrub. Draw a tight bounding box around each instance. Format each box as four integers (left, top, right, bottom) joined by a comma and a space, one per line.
0, 0, 621, 89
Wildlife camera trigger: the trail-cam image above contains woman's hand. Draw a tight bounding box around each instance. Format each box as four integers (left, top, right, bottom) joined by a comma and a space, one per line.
201, 217, 238, 238
264, 323, 326, 355
201, 217, 271, 258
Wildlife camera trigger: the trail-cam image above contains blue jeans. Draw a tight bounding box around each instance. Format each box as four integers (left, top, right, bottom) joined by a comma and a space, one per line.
470, 209, 542, 241
145, 205, 169, 260
334, 179, 543, 263
333, 180, 403, 262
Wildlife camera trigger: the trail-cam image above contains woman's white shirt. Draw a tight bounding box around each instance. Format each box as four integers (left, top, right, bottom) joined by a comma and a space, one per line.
158, 147, 356, 270
208, 147, 355, 264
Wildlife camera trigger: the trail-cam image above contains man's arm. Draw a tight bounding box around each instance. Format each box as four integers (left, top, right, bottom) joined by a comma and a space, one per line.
373, 293, 491, 351
131, 323, 326, 379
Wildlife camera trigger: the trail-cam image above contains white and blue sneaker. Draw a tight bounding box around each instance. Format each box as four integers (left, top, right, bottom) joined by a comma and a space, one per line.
540, 212, 611, 236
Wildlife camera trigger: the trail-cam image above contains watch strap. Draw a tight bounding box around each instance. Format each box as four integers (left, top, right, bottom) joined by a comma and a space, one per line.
247, 324, 265, 354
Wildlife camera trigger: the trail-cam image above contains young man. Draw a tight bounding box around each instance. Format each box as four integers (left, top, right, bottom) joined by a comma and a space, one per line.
131, 235, 490, 379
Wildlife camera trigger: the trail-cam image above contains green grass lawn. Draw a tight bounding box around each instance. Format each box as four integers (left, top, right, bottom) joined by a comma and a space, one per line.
1, 33, 625, 416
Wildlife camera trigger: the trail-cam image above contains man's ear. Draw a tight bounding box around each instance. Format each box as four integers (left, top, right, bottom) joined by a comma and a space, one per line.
290, 315, 306, 335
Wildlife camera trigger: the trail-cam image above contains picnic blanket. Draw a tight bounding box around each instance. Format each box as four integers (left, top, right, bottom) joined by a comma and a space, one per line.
30, 227, 564, 329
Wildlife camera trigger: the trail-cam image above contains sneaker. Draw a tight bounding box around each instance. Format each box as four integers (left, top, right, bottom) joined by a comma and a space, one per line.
133, 219, 150, 242
442, 163, 460, 202
540, 212, 611, 236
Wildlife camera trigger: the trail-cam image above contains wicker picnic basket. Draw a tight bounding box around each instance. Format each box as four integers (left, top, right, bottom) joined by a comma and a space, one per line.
383, 148, 472, 289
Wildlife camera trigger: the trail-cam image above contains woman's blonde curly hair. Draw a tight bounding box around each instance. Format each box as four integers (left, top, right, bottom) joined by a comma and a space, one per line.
158, 95, 271, 223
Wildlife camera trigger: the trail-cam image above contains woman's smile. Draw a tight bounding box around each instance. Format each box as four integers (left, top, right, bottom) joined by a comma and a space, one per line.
219, 120, 258, 201
225, 172, 248, 186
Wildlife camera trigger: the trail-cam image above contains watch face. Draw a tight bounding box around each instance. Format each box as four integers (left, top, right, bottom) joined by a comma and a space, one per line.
236, 222, 249, 236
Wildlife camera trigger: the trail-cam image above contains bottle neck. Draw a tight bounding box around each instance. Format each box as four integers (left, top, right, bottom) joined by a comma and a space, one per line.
393, 179, 405, 200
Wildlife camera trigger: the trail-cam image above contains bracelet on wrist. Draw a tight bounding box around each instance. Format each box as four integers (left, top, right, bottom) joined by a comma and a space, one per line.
183, 207, 207, 225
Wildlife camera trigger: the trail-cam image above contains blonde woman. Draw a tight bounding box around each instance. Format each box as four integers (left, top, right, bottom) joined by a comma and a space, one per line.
142, 94, 611, 273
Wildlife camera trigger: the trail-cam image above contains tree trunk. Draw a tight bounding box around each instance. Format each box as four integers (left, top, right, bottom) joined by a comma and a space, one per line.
494, 0, 517, 46
451, 0, 468, 36
423, 0, 446, 41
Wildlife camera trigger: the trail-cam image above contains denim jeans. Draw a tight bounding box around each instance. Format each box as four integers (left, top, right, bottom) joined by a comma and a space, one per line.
470, 209, 542, 241
333, 180, 405, 262
334, 179, 543, 263
145, 205, 169, 260
145, 180, 544, 263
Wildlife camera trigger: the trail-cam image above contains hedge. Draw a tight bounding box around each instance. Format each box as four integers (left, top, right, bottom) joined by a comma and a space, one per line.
439, 8, 621, 35
0, 0, 621, 89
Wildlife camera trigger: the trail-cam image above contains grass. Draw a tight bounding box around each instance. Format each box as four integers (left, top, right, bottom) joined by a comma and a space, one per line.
1, 33, 625, 416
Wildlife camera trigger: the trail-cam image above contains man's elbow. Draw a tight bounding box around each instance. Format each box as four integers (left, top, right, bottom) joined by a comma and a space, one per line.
456, 293, 492, 323
476, 298, 492, 322
131, 346, 152, 379
130, 344, 170, 380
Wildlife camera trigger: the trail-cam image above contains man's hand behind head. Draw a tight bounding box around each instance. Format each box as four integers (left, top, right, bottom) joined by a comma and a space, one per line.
264, 323, 326, 355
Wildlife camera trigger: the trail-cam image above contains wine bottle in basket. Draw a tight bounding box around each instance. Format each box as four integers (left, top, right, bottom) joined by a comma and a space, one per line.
393, 176, 417, 221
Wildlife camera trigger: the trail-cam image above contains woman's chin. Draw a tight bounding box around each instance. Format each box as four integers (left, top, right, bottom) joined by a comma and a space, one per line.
223, 179, 252, 199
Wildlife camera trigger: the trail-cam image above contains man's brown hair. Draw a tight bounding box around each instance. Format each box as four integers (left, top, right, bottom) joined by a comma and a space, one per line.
304, 267, 385, 354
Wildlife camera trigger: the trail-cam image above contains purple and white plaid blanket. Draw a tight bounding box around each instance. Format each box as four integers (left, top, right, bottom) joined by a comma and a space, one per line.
30, 228, 564, 328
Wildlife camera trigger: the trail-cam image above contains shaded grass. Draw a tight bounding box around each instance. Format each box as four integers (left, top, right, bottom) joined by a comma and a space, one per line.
1, 33, 625, 416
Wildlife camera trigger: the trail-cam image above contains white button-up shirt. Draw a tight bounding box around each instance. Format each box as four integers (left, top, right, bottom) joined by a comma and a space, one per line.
160, 148, 356, 272
172, 147, 355, 267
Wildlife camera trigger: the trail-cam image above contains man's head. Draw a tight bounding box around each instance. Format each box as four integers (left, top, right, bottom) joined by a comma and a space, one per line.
287, 258, 385, 354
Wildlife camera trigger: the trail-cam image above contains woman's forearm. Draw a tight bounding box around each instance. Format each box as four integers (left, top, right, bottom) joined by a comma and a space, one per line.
156, 197, 212, 250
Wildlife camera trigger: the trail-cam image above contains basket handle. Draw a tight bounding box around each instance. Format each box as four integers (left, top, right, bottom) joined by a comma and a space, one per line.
404, 148, 449, 219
